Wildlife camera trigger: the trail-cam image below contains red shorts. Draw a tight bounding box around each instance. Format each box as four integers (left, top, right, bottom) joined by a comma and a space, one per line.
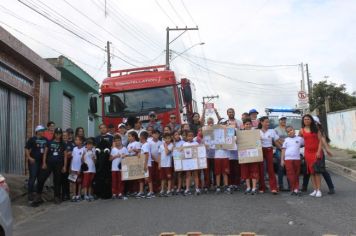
240, 162, 259, 179
160, 167, 173, 180
214, 158, 230, 175
82, 173, 95, 188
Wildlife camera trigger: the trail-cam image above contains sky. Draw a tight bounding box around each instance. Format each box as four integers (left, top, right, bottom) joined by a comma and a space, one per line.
1, 0, 355, 118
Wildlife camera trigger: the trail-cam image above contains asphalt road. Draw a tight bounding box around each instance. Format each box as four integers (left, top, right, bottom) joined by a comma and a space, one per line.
13, 172, 356, 236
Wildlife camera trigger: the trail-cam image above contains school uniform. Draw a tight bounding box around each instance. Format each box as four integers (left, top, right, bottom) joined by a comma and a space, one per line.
204, 137, 215, 188
111, 146, 129, 195
82, 148, 96, 188
282, 136, 304, 191
259, 129, 279, 192
126, 141, 142, 193
149, 139, 163, 192
159, 143, 174, 180
183, 141, 200, 187
226, 121, 241, 186
25, 136, 48, 199
214, 149, 230, 176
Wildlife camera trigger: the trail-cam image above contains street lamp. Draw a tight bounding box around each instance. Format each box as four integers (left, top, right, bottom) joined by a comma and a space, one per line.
170, 42, 205, 62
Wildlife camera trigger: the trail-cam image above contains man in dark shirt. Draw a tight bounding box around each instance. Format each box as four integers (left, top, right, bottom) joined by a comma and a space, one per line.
61, 129, 75, 201
95, 124, 113, 146
25, 125, 47, 203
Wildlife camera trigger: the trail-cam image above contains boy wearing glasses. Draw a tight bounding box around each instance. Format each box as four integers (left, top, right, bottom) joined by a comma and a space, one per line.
146, 111, 162, 133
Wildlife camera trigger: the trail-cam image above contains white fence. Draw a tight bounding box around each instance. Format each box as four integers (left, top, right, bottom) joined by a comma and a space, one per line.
327, 108, 356, 151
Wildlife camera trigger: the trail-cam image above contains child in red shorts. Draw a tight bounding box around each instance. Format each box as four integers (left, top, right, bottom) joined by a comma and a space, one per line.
81, 139, 96, 201
158, 133, 174, 196
240, 119, 260, 195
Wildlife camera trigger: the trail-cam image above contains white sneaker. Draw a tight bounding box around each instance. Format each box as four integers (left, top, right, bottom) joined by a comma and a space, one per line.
309, 190, 317, 197
315, 190, 322, 198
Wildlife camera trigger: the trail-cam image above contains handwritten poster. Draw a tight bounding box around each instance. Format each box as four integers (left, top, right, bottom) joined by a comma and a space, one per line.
202, 125, 236, 150
173, 145, 207, 171
237, 130, 263, 164
121, 155, 149, 180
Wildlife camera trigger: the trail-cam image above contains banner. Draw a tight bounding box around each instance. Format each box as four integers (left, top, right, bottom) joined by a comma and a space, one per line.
237, 129, 263, 164
173, 144, 207, 171
121, 155, 149, 181
202, 125, 236, 150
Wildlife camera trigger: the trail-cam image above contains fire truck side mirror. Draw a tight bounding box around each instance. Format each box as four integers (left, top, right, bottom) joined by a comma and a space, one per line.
182, 84, 192, 104
89, 96, 98, 114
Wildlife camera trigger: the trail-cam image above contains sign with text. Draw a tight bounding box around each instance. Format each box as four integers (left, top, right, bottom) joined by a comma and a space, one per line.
237, 129, 263, 164
173, 145, 207, 171
121, 155, 149, 180
202, 125, 236, 150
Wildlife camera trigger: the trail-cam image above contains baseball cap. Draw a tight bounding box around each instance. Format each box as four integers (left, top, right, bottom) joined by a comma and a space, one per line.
54, 127, 63, 134
148, 111, 156, 116
278, 114, 287, 120
249, 109, 259, 114
35, 125, 46, 132
313, 116, 321, 124
118, 123, 126, 128
66, 128, 74, 134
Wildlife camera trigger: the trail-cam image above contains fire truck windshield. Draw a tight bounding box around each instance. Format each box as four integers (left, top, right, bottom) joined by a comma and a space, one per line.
104, 86, 176, 116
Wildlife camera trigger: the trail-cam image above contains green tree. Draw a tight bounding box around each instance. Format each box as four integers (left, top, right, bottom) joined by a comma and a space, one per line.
309, 80, 356, 113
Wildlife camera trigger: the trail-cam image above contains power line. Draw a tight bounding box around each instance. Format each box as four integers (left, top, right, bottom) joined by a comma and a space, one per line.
180, 0, 197, 26
155, 0, 177, 26
167, 0, 186, 26
17, 0, 137, 67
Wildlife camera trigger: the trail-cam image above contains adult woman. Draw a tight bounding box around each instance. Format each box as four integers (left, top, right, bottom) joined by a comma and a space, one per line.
189, 112, 203, 136
75, 127, 86, 141
299, 114, 323, 197
258, 116, 281, 194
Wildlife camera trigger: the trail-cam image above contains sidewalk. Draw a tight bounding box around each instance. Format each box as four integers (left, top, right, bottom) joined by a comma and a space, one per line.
325, 147, 356, 182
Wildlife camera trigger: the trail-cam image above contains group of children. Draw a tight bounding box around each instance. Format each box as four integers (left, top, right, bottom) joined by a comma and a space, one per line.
63, 116, 308, 202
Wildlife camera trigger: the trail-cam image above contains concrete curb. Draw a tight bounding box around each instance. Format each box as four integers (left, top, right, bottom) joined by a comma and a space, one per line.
326, 160, 356, 182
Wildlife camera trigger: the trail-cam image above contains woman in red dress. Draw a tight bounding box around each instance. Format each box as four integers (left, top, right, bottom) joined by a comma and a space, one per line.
299, 114, 323, 197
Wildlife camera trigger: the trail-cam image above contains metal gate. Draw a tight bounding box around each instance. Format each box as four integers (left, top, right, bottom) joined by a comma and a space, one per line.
0, 85, 26, 174
62, 94, 72, 130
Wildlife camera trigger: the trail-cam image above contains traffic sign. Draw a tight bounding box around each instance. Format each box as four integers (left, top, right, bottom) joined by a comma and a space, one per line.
298, 90, 309, 109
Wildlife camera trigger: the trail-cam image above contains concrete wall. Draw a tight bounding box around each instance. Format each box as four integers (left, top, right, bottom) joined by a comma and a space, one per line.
327, 108, 356, 151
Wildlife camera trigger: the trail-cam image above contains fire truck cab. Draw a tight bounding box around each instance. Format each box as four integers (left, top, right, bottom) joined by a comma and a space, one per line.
93, 65, 198, 129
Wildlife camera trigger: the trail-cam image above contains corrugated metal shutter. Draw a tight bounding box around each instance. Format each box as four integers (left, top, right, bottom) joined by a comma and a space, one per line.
0, 86, 9, 173
0, 85, 26, 174
8, 91, 26, 174
62, 94, 72, 130
88, 115, 95, 137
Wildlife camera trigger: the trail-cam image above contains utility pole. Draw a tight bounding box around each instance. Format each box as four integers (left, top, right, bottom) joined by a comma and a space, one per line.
202, 95, 219, 106
300, 62, 305, 91
106, 41, 111, 77
305, 63, 311, 97
165, 26, 199, 70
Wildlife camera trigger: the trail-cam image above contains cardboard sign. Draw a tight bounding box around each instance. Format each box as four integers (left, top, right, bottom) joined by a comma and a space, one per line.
202, 125, 236, 150
173, 145, 207, 171
121, 155, 149, 180
237, 129, 263, 164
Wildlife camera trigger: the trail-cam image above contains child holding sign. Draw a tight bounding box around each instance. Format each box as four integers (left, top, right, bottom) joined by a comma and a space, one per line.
110, 135, 129, 199
81, 139, 96, 201
158, 133, 174, 196
68, 136, 85, 202
173, 130, 185, 194
183, 130, 200, 196
240, 119, 259, 195
137, 131, 154, 199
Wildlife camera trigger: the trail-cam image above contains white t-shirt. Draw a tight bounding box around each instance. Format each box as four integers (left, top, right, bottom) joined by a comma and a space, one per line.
120, 134, 128, 147
111, 146, 129, 171
159, 143, 174, 168
183, 141, 199, 147
127, 141, 141, 156
83, 148, 96, 173
141, 142, 152, 167
215, 149, 228, 159
260, 129, 280, 147
174, 140, 185, 148
282, 136, 304, 160
149, 139, 162, 162
71, 146, 85, 172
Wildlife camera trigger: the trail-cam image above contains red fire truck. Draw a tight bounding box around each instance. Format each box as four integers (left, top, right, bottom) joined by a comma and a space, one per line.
92, 65, 198, 129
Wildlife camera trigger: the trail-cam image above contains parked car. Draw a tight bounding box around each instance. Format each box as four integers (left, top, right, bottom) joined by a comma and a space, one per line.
0, 174, 13, 236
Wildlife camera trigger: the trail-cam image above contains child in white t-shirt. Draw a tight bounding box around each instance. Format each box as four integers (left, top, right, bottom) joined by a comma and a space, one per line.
158, 133, 174, 196
81, 139, 96, 201
110, 135, 129, 199
183, 130, 201, 196
69, 136, 85, 202
173, 130, 185, 194
136, 131, 154, 199
149, 129, 162, 193
126, 131, 141, 196
281, 126, 304, 195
